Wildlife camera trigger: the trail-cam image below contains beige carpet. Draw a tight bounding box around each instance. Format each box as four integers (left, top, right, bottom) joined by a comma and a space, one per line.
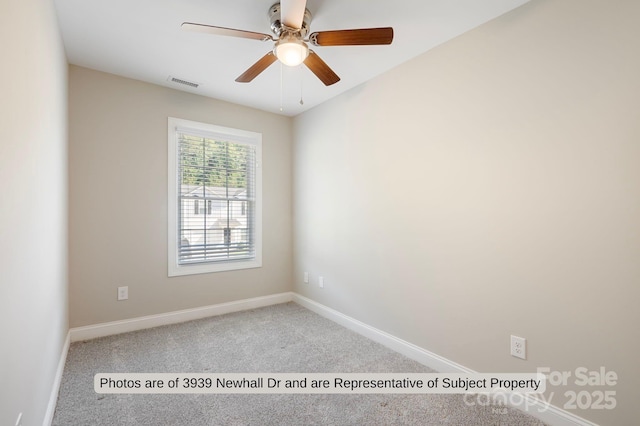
53, 302, 547, 425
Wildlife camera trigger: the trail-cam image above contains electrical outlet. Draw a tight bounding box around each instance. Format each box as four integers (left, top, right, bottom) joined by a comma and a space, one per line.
117, 286, 128, 301
511, 335, 526, 359
15, 413, 23, 426
304, 272, 309, 284
318, 276, 324, 288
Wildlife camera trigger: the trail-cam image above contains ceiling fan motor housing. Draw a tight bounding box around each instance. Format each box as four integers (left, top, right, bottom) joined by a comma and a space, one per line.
269, 2, 312, 38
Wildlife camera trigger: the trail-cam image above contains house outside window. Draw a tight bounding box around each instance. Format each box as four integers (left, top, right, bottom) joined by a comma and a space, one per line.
168, 117, 262, 276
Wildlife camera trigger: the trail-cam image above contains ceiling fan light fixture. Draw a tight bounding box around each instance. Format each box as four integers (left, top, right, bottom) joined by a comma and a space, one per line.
274, 37, 308, 67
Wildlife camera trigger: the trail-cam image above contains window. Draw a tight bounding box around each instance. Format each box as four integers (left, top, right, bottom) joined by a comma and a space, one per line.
168, 117, 262, 276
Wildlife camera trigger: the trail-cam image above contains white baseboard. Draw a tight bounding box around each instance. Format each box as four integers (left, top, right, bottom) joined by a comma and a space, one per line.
60, 291, 597, 426
292, 294, 473, 374
291, 294, 598, 426
43, 331, 70, 426
69, 292, 294, 342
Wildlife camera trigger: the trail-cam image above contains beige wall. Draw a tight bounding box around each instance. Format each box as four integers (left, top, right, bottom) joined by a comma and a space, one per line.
0, 0, 68, 425
68, 66, 292, 327
292, 0, 639, 423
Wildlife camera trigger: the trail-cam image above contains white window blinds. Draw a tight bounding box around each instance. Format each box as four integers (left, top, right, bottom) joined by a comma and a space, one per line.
168, 118, 262, 276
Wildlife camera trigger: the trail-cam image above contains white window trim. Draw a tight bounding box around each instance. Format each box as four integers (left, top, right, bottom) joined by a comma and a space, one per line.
167, 117, 262, 277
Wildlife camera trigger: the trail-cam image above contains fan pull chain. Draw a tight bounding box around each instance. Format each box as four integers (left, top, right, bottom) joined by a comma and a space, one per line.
279, 62, 284, 112
299, 65, 304, 106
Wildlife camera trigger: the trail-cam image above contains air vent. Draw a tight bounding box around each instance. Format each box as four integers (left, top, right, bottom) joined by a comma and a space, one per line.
167, 76, 200, 88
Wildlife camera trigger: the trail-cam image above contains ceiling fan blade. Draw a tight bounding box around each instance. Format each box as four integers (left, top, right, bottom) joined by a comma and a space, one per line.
280, 0, 307, 30
304, 51, 340, 86
182, 22, 273, 42
235, 52, 278, 83
309, 27, 394, 46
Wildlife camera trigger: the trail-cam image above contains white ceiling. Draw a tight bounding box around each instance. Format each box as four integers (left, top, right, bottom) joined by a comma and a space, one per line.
54, 0, 529, 117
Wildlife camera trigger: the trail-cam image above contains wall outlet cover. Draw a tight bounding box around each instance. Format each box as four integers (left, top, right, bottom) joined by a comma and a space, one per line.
510, 335, 526, 359
117, 286, 129, 301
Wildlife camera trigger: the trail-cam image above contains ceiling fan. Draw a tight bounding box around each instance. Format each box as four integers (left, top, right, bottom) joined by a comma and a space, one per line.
182, 0, 394, 86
